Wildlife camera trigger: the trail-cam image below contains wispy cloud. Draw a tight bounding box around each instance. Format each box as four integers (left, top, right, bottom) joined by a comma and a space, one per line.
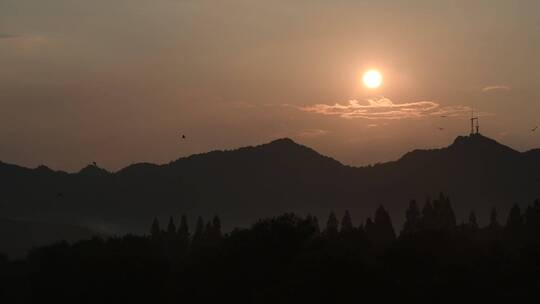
296, 97, 472, 120
429, 105, 472, 118
482, 85, 511, 92
297, 129, 329, 138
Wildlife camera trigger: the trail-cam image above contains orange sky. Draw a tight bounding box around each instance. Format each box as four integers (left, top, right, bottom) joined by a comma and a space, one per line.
1, 0, 539, 171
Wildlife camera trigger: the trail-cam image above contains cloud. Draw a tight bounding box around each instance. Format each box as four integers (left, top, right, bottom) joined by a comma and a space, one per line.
297, 129, 329, 138
482, 85, 511, 92
429, 105, 472, 118
296, 97, 472, 120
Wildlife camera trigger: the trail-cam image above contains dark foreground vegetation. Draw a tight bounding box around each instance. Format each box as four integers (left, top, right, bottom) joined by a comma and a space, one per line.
2, 194, 540, 303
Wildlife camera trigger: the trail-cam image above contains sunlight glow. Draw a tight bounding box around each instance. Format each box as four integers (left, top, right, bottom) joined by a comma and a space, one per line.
363, 70, 383, 89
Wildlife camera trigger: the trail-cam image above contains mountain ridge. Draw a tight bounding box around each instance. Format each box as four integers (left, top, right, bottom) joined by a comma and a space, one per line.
0, 133, 539, 238
1, 134, 531, 174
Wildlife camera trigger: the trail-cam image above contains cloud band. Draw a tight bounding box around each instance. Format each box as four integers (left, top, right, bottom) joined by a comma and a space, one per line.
297, 97, 472, 120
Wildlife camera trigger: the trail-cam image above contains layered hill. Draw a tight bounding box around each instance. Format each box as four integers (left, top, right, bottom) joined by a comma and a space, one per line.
1, 134, 539, 237
0, 218, 95, 258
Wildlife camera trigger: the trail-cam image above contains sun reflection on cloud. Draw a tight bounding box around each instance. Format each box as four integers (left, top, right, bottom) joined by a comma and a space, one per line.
295, 98, 480, 120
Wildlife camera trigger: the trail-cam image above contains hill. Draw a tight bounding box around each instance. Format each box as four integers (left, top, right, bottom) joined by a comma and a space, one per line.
0, 218, 95, 258
0, 134, 539, 237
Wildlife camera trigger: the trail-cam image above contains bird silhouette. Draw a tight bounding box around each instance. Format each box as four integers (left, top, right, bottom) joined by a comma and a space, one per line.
181, 134, 186, 139
437, 127, 444, 131
440, 115, 448, 118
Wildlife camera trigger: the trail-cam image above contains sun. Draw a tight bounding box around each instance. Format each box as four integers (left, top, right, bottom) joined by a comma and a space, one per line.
363, 69, 383, 89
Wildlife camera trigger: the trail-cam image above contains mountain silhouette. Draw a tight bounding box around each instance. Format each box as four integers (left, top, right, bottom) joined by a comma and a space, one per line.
0, 218, 94, 258
0, 134, 539, 243
78, 164, 110, 176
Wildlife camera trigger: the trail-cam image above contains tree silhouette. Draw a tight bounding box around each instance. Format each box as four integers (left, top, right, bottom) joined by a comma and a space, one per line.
7, 197, 540, 302
325, 211, 339, 237
340, 210, 354, 234
357, 222, 365, 235
364, 217, 374, 238
489, 207, 500, 229
204, 221, 213, 242
305, 213, 320, 236
421, 197, 435, 231
441, 194, 456, 230
525, 199, 540, 238
150, 217, 161, 239
206, 215, 223, 245
375, 205, 396, 242
312, 216, 320, 235
166, 217, 176, 237
468, 211, 478, 230
402, 199, 421, 235
192, 216, 205, 249
177, 214, 190, 239
175, 214, 190, 253
366, 205, 395, 246
432, 193, 456, 231
506, 204, 524, 235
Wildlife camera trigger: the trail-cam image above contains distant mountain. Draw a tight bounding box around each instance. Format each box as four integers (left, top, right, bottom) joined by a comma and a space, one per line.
0, 218, 95, 258
0, 134, 539, 239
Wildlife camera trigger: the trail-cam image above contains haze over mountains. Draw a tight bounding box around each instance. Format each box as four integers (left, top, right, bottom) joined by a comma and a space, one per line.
0, 218, 94, 258
1, 133, 539, 243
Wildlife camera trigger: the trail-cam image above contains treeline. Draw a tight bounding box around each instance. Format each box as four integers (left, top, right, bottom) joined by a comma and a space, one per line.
148, 215, 223, 255
144, 193, 540, 254
2, 194, 540, 303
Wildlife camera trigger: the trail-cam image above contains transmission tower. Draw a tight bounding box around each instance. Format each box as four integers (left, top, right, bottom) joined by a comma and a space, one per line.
470, 110, 480, 135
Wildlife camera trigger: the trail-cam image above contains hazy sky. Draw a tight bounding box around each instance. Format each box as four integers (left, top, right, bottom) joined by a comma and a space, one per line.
1, 0, 540, 171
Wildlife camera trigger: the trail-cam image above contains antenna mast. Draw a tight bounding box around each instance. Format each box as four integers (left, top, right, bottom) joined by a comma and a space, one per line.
470, 109, 480, 135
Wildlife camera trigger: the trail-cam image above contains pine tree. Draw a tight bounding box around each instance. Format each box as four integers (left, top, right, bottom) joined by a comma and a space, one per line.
150, 217, 161, 239
167, 217, 176, 236
340, 210, 354, 234
441, 194, 456, 231
489, 207, 500, 229
325, 211, 339, 237
192, 216, 205, 248
357, 222, 367, 241
525, 199, 540, 234
177, 214, 190, 239
421, 198, 435, 231
468, 211, 478, 230
506, 204, 524, 234
486, 207, 503, 240
304, 214, 320, 236
312, 216, 320, 235
373, 205, 396, 245
205, 221, 212, 240
177, 214, 190, 251
402, 200, 421, 235
212, 215, 223, 241
364, 218, 374, 236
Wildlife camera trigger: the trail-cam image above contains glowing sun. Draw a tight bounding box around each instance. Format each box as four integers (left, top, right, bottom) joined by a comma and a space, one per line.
363, 69, 383, 89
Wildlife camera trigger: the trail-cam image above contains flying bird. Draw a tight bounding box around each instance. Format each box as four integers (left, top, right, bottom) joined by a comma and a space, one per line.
437, 127, 445, 131
440, 115, 448, 118
181, 134, 186, 139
